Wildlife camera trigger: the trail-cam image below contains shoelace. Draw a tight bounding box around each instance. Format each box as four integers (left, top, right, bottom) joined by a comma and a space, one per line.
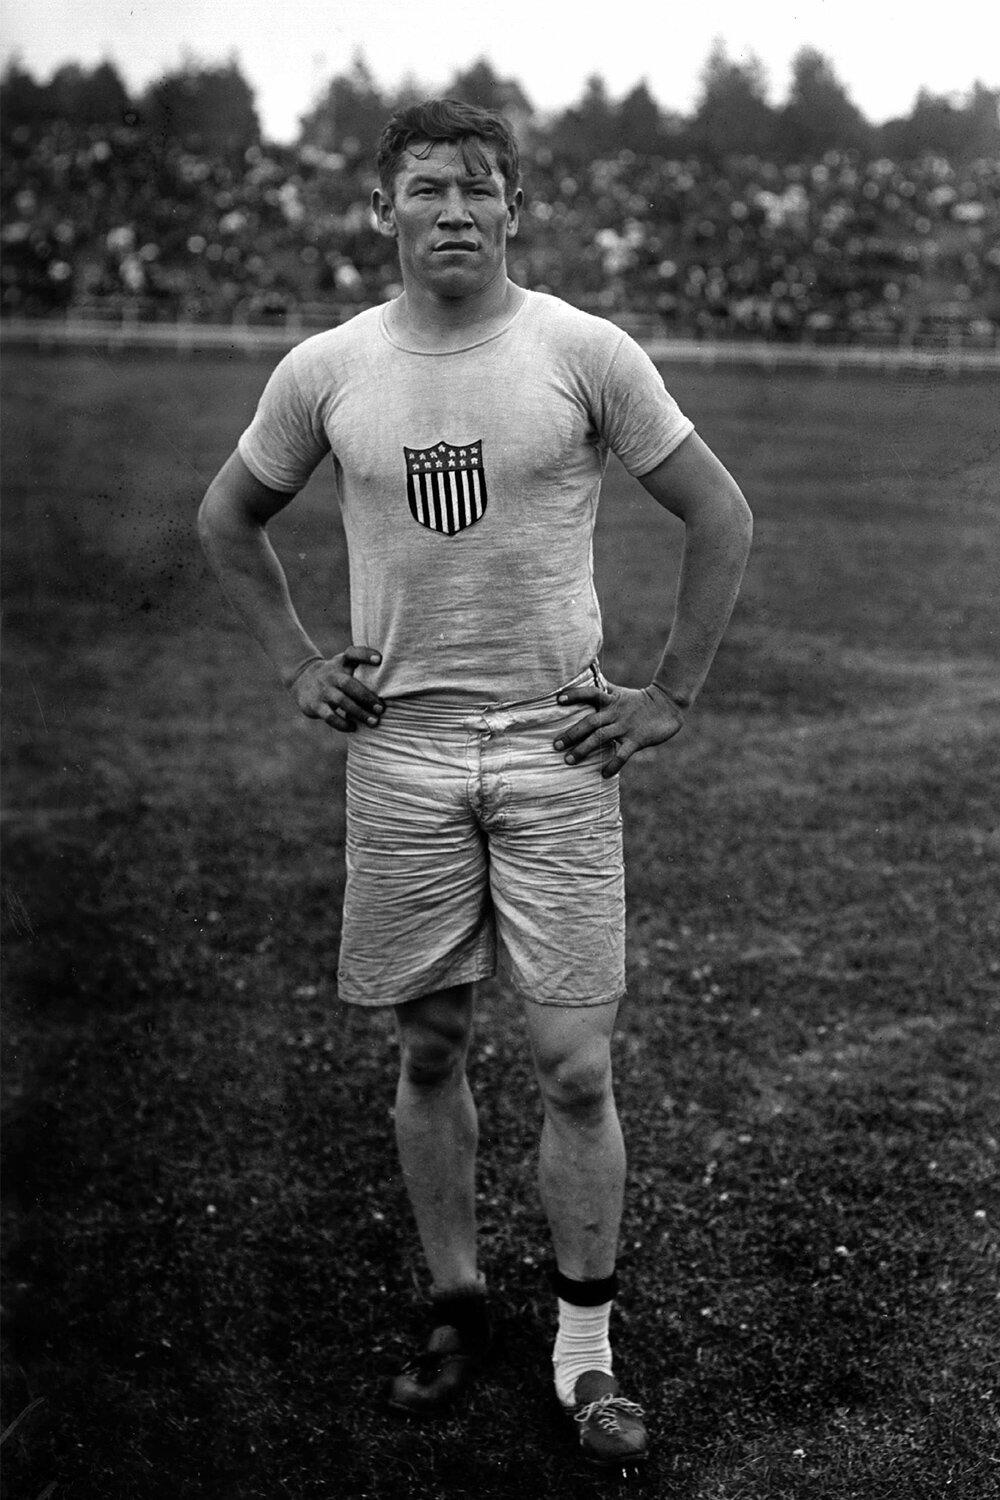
574, 1394, 646, 1433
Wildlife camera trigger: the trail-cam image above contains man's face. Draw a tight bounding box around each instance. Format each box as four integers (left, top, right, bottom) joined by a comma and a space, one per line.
372, 139, 521, 300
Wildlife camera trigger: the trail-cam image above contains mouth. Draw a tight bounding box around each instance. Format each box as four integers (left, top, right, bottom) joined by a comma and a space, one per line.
433, 241, 478, 253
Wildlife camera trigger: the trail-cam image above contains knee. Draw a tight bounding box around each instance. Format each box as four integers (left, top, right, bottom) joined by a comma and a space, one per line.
398, 1009, 471, 1090
396, 986, 474, 1090
401, 1030, 466, 1089
535, 1041, 614, 1122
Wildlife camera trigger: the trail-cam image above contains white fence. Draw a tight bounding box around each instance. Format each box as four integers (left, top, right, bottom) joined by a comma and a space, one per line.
3, 316, 999, 374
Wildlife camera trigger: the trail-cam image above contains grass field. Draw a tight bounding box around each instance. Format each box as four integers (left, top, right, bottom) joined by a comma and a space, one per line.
2, 349, 998, 1500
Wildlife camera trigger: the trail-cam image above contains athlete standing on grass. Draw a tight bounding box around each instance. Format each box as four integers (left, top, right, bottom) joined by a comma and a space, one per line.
198, 98, 751, 1468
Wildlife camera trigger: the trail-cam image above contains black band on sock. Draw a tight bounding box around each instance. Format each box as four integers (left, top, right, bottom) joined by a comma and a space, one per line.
551, 1267, 619, 1306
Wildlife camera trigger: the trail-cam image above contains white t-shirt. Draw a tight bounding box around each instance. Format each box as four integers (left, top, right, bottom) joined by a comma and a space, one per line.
238, 289, 694, 701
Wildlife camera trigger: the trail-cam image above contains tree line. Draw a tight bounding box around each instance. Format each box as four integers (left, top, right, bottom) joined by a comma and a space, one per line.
3, 45, 998, 163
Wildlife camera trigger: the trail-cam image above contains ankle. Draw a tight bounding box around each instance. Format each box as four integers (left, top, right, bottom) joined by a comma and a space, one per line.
551, 1269, 616, 1407
431, 1276, 490, 1346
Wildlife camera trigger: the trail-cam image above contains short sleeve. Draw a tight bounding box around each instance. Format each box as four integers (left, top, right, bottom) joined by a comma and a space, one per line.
237, 348, 331, 494
595, 333, 694, 477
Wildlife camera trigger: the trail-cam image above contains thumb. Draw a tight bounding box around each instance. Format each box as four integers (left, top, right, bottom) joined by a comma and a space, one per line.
341, 645, 382, 671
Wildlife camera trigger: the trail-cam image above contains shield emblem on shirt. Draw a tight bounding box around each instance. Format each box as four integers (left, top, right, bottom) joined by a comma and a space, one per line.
404, 440, 488, 536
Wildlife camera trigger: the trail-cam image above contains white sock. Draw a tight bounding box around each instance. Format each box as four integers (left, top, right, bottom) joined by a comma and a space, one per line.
552, 1297, 614, 1407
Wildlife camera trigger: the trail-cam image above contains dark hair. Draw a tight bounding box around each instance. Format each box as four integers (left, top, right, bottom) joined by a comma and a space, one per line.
376, 98, 521, 198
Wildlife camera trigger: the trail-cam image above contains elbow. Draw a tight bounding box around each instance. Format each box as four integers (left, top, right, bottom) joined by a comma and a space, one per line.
197, 479, 238, 557
196, 487, 218, 556
738, 488, 754, 547
725, 475, 753, 550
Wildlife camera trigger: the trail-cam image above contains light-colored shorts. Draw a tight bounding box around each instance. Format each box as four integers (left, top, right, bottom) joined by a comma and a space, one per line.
337, 664, 626, 1009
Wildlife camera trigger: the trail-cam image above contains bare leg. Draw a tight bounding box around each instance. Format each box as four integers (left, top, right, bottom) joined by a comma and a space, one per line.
523, 999, 625, 1279
393, 983, 479, 1292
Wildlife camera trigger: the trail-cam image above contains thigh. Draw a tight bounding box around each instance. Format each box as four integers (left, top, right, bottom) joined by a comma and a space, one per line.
488, 729, 626, 1007
338, 723, 496, 1007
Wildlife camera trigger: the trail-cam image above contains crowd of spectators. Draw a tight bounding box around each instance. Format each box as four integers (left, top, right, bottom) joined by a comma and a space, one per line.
3, 118, 998, 345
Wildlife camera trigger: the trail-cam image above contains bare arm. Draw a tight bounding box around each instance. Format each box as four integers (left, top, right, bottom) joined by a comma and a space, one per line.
197, 450, 384, 730
639, 431, 753, 708
554, 432, 752, 776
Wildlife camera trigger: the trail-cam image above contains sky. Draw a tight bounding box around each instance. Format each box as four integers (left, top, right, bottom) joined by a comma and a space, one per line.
4, 0, 998, 143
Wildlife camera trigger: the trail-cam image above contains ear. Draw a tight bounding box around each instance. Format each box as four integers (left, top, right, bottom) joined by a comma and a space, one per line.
371, 187, 398, 240
506, 188, 524, 240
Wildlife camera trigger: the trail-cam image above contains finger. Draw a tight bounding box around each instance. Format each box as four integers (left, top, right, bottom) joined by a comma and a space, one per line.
554, 707, 617, 752
318, 705, 356, 733
556, 684, 613, 709
332, 674, 385, 718
341, 645, 383, 669
602, 739, 637, 778
322, 685, 382, 726
561, 722, 624, 763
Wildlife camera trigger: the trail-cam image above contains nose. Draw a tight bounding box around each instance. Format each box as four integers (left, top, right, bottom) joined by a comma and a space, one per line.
437, 186, 473, 226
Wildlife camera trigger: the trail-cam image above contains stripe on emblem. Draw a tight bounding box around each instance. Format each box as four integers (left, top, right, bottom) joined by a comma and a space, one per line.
404, 440, 488, 536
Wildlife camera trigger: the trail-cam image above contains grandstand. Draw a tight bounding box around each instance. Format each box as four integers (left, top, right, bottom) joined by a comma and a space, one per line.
2, 110, 998, 365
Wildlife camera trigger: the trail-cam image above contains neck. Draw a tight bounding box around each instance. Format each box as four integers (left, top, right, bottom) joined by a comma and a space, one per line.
391, 271, 521, 350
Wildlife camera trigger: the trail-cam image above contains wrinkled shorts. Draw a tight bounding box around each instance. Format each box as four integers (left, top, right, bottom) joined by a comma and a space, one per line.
337, 664, 626, 1009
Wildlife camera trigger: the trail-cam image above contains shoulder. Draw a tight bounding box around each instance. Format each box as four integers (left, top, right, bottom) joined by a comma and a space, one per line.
288, 304, 384, 373
516, 293, 629, 396
262, 304, 385, 407
521, 290, 626, 358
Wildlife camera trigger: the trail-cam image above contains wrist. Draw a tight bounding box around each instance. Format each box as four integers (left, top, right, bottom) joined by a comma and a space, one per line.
649, 680, 691, 714
283, 652, 325, 690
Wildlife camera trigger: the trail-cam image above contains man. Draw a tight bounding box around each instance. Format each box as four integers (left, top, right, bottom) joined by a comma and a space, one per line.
198, 98, 752, 1468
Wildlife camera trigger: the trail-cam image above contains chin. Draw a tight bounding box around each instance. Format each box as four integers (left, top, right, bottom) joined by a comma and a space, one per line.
429, 269, 486, 298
